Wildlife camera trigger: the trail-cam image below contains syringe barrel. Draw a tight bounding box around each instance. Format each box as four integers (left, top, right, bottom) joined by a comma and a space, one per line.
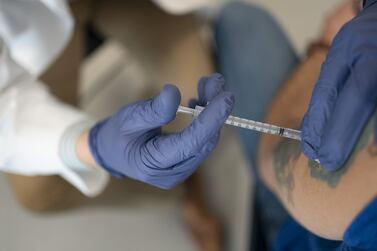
185, 105, 301, 141
280, 128, 301, 141
225, 114, 301, 141
177, 106, 195, 115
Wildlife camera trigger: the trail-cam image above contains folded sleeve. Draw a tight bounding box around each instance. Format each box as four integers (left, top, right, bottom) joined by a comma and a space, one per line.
0, 40, 109, 197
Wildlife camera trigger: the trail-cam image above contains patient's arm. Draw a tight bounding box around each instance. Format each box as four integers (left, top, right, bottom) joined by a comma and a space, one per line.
257, 46, 377, 240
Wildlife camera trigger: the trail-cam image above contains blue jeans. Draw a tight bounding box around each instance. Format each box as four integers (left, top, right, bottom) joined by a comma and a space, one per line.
215, 2, 299, 249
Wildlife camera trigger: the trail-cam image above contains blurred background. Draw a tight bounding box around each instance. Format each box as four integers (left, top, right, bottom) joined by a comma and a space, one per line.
0, 0, 342, 250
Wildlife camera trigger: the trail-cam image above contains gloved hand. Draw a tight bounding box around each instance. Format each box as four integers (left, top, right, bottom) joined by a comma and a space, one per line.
301, 0, 377, 171
89, 73, 234, 189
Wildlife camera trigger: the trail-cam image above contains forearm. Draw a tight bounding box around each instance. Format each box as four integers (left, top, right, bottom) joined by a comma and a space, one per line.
76, 130, 97, 168
257, 47, 377, 240
0, 79, 109, 197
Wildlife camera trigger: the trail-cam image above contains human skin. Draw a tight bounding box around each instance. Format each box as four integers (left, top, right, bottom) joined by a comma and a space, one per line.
320, 0, 359, 45
77, 0, 368, 241
258, 47, 377, 240
257, 1, 377, 240
76, 130, 97, 167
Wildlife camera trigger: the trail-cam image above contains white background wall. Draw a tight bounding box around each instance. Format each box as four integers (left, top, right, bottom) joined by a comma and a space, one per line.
249, 0, 342, 54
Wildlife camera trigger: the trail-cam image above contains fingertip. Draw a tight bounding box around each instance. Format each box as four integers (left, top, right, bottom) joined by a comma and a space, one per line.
301, 139, 318, 160
207, 73, 225, 91
156, 84, 181, 123
300, 115, 319, 160
217, 91, 235, 113
317, 142, 345, 172
212, 72, 225, 81
198, 76, 209, 104
161, 84, 181, 106
300, 109, 325, 159
223, 91, 235, 106
301, 132, 342, 172
162, 84, 180, 97
198, 73, 226, 104
203, 91, 234, 122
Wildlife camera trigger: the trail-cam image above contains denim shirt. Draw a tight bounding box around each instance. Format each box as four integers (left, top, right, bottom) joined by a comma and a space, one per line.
274, 197, 377, 251
364, 0, 377, 8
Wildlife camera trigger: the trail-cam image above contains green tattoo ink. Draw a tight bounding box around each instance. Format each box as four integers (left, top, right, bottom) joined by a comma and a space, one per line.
308, 114, 375, 188
273, 139, 301, 204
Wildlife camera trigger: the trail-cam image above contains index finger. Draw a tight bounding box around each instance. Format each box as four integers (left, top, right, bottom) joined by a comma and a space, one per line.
301, 30, 351, 160
143, 91, 234, 169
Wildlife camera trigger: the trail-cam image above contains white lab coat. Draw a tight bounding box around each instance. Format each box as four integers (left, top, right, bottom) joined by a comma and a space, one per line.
0, 0, 216, 197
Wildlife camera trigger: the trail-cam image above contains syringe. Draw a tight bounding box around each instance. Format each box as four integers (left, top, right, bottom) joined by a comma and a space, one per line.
177, 106, 301, 141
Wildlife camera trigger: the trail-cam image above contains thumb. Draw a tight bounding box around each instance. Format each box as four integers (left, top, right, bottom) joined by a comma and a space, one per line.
152, 84, 181, 123
142, 91, 234, 170
120, 84, 181, 133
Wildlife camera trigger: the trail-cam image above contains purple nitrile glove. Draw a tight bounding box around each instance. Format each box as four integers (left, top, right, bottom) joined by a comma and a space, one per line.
301, 0, 377, 171
89, 73, 234, 189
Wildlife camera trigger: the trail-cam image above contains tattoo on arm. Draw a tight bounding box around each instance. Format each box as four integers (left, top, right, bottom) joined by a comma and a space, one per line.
309, 117, 374, 187
272, 115, 375, 204
273, 139, 301, 205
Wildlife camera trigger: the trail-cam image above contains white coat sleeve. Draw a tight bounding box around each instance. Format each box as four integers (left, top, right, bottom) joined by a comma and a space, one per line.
0, 1, 109, 197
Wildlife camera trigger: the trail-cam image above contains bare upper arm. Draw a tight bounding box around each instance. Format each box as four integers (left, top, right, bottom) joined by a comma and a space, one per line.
258, 104, 377, 241
256, 48, 377, 240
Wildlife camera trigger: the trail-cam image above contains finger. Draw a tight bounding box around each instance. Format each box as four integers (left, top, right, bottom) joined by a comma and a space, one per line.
143, 92, 234, 169
120, 84, 181, 134
180, 91, 234, 156
198, 73, 225, 105
197, 76, 209, 106
317, 59, 377, 171
301, 39, 350, 160
140, 134, 220, 189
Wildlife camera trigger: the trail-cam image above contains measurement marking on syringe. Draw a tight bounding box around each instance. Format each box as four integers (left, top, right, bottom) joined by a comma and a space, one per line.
279, 128, 284, 136
177, 105, 301, 141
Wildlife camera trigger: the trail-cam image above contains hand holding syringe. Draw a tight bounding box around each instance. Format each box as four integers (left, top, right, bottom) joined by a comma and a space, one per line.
177, 105, 301, 141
